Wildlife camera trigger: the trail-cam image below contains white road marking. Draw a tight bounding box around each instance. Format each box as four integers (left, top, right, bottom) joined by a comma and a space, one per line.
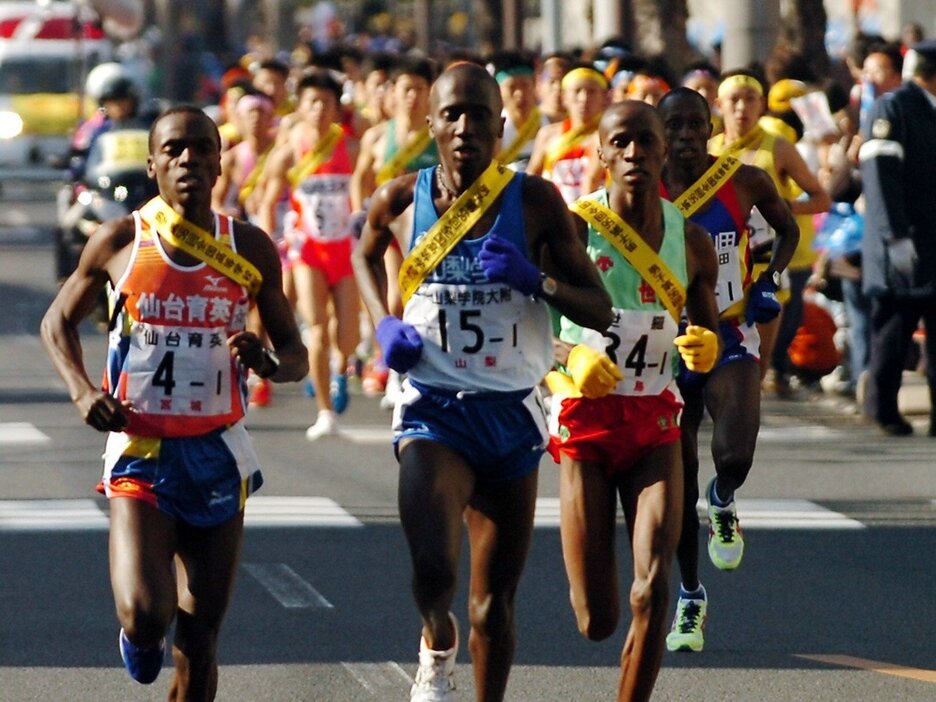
242, 562, 333, 608
756, 425, 842, 442
705, 498, 865, 529
534, 497, 562, 527
244, 496, 363, 527
336, 425, 394, 444
0, 499, 108, 531
341, 661, 412, 695
0, 422, 51, 445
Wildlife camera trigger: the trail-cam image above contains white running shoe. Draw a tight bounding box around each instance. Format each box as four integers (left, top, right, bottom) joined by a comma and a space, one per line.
410, 613, 458, 702
305, 410, 339, 441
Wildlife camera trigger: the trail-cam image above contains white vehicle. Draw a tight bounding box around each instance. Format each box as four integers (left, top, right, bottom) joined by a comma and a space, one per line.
0, 1, 112, 167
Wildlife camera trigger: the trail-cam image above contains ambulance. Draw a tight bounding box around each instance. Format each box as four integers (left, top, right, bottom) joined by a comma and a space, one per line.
0, 1, 112, 166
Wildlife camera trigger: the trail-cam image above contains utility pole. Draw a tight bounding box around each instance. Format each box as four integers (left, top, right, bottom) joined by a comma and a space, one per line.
414, 0, 430, 53
503, 0, 522, 50
153, 0, 181, 101
540, 0, 561, 53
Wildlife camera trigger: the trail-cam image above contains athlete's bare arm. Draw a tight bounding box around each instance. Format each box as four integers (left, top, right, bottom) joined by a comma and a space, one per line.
734, 164, 800, 274
256, 143, 294, 238
352, 174, 418, 323
523, 175, 613, 332
683, 220, 721, 331
774, 137, 832, 215
211, 148, 238, 214
40, 217, 135, 431
350, 122, 387, 211
525, 121, 562, 176
229, 221, 308, 382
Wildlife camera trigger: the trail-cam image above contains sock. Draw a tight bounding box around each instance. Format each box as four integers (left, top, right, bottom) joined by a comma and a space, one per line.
680, 583, 706, 600
709, 478, 733, 507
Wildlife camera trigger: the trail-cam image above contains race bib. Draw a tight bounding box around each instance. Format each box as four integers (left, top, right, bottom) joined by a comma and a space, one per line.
747, 206, 775, 249
711, 230, 745, 312
414, 284, 524, 373
577, 308, 677, 396
98, 130, 150, 168
125, 322, 234, 417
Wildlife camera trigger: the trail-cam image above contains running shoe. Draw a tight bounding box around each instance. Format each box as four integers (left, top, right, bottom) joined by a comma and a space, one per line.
665, 586, 708, 652
411, 614, 458, 702
362, 356, 389, 396
330, 374, 349, 414
118, 628, 164, 684
305, 409, 339, 441
707, 477, 744, 570
303, 378, 317, 398
248, 378, 272, 407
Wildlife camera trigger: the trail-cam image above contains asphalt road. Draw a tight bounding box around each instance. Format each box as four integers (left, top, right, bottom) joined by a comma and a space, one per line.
1, 178, 934, 701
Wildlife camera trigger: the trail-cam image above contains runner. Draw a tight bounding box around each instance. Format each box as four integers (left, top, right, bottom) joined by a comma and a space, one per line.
527, 63, 608, 204
658, 87, 799, 652
353, 62, 612, 702
547, 100, 720, 702
258, 70, 361, 439
40, 105, 307, 698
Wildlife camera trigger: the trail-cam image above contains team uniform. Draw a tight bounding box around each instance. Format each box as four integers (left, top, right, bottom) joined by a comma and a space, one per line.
543, 119, 595, 204
549, 191, 686, 472
288, 130, 356, 285
661, 169, 760, 388
392, 167, 553, 484
99, 211, 262, 527
383, 118, 439, 174
500, 109, 548, 173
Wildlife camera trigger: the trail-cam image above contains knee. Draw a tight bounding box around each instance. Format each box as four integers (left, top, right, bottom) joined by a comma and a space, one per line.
468, 590, 515, 641
629, 571, 670, 622
114, 595, 174, 645
569, 589, 618, 642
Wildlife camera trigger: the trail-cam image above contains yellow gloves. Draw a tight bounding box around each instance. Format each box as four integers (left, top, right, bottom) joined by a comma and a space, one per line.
566, 344, 623, 399
544, 369, 579, 397
674, 325, 720, 373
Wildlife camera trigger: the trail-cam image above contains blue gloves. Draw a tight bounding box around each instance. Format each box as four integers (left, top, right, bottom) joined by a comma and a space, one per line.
375, 316, 423, 373
478, 233, 541, 296
745, 278, 782, 326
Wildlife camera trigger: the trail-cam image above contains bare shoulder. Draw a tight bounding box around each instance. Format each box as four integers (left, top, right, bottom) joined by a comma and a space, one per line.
372, 172, 419, 223
231, 219, 279, 265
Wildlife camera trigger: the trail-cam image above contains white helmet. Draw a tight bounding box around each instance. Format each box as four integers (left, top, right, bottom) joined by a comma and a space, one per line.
85, 62, 132, 102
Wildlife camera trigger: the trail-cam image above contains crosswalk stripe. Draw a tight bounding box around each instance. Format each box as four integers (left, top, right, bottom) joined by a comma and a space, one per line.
0, 422, 50, 445
242, 562, 333, 608
0, 497, 866, 531
245, 496, 363, 527
709, 498, 865, 529
0, 499, 108, 530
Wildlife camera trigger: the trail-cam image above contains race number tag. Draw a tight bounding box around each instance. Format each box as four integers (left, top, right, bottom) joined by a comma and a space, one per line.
416, 284, 523, 373
747, 206, 775, 249
578, 308, 676, 396
125, 323, 233, 416
711, 231, 744, 313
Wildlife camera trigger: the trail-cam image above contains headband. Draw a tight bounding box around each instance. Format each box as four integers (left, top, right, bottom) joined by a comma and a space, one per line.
495, 66, 535, 84
235, 94, 274, 117
717, 74, 764, 99
561, 67, 609, 91
626, 74, 671, 96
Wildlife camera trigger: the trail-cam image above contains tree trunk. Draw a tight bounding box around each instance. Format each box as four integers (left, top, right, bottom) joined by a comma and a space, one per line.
474, 0, 502, 55
780, 0, 830, 77
631, 0, 694, 76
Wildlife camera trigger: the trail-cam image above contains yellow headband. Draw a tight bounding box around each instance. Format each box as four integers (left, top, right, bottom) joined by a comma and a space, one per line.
561, 67, 609, 92
717, 74, 764, 99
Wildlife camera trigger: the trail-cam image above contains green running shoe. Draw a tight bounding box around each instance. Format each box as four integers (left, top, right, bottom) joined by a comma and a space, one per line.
666, 587, 708, 652
707, 477, 744, 570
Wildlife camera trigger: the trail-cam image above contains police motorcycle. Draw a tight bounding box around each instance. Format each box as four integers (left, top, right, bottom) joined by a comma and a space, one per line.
53, 66, 157, 284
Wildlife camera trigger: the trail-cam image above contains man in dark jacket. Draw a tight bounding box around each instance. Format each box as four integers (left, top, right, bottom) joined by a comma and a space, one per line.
858, 40, 936, 436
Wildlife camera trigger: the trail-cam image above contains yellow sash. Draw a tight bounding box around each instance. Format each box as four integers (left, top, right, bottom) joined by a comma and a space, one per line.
399, 162, 514, 305
497, 108, 542, 165
139, 197, 263, 298
570, 197, 685, 323
237, 143, 273, 205
543, 115, 601, 172
376, 125, 432, 185
712, 125, 764, 156
671, 154, 742, 220
287, 124, 344, 186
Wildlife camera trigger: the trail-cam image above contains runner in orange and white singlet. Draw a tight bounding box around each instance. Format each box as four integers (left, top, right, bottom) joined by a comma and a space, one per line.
527, 64, 608, 204
41, 106, 307, 697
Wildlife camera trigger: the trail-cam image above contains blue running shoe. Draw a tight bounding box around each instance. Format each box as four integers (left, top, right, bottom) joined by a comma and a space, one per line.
119, 628, 164, 684
331, 374, 349, 414
303, 378, 317, 398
